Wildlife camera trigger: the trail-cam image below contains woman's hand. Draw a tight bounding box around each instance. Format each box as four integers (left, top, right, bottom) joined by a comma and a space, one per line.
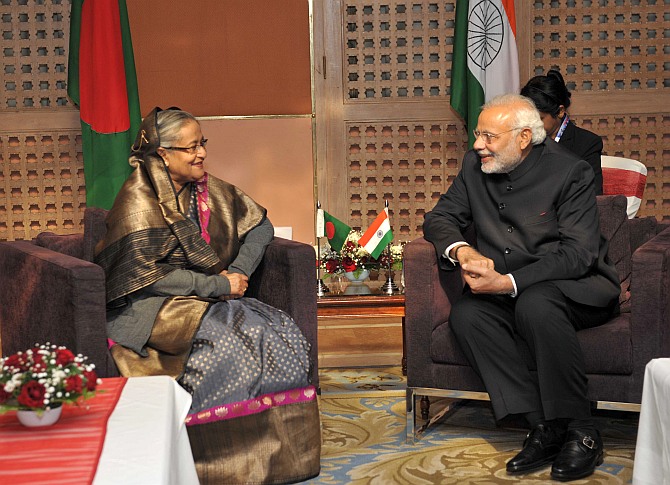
220, 270, 249, 298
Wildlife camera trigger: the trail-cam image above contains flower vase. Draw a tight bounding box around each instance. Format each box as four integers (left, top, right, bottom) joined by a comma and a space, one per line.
344, 269, 370, 284
343, 269, 371, 295
17, 406, 62, 427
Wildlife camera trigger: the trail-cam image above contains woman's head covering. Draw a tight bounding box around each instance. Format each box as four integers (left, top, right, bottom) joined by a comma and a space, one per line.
129, 106, 162, 166
95, 107, 265, 308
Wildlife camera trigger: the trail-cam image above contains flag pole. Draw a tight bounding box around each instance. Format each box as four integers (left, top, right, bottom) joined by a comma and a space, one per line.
316, 201, 329, 296
380, 199, 399, 295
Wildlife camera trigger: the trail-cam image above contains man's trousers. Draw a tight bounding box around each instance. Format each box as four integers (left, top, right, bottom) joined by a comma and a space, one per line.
449, 281, 617, 421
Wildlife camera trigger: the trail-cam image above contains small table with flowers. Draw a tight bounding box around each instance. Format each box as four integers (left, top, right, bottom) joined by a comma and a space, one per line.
0, 376, 198, 485
317, 277, 406, 373
318, 231, 406, 370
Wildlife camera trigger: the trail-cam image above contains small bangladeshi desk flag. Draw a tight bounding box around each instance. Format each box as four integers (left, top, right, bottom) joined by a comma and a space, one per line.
67, 0, 142, 209
359, 208, 393, 260
317, 209, 352, 252
450, 0, 519, 148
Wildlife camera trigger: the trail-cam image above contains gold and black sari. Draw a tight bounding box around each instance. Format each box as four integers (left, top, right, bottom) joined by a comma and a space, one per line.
95, 108, 320, 484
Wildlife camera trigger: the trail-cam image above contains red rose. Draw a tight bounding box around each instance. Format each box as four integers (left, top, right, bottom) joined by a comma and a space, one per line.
4, 354, 27, 370
325, 260, 339, 273
55, 348, 76, 366
83, 370, 98, 391
31, 353, 47, 372
17, 380, 46, 408
342, 257, 357, 272
65, 375, 83, 393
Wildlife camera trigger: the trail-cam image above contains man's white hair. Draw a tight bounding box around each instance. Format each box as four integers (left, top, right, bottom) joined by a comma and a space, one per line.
481, 94, 547, 145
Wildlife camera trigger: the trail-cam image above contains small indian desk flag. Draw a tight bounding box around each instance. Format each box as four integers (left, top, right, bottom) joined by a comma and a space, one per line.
359, 208, 393, 259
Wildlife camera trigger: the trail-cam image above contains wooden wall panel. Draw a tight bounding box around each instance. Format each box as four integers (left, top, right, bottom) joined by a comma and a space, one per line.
200, 117, 315, 244
126, 0, 312, 117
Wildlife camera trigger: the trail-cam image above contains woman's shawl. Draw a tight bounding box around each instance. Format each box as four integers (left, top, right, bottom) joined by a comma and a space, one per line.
94, 107, 266, 308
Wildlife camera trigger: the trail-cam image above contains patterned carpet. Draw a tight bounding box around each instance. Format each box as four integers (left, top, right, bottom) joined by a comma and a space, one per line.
304, 367, 638, 484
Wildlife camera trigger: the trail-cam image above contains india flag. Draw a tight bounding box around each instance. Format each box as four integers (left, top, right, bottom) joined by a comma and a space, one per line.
359, 208, 393, 260
450, 0, 519, 147
67, 0, 142, 209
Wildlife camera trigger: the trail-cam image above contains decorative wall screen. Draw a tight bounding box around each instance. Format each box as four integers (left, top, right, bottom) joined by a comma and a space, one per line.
316, 0, 669, 243
1, 0, 83, 241
346, 121, 464, 237
344, 2, 455, 101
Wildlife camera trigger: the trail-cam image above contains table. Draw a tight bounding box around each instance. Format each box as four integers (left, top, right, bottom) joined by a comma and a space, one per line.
0, 376, 197, 485
317, 281, 406, 372
94, 376, 199, 485
633, 358, 670, 485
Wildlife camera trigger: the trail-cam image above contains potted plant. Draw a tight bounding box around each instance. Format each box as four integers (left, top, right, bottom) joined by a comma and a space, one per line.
0, 343, 100, 427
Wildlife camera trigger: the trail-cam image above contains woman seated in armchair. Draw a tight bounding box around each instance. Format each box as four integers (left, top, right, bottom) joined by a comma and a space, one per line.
94, 107, 320, 484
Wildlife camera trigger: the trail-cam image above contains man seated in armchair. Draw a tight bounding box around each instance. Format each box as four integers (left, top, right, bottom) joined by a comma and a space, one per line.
423, 94, 620, 481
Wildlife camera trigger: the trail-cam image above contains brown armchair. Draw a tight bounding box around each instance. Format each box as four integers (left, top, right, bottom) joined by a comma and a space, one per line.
404, 195, 670, 441
0, 208, 319, 390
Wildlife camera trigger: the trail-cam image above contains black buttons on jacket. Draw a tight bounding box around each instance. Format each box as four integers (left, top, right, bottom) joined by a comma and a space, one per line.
499, 203, 506, 210
506, 185, 513, 191
504, 248, 512, 254
507, 226, 514, 233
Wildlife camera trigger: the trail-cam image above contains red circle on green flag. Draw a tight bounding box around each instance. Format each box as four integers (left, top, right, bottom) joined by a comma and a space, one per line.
326, 222, 335, 239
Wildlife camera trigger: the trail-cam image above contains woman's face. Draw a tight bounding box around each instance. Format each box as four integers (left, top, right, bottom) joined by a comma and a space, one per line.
159, 120, 207, 191
539, 105, 566, 139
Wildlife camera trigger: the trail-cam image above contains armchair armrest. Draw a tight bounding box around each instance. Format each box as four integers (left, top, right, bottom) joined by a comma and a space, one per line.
631, 226, 670, 367
404, 237, 463, 382
0, 241, 118, 377
247, 237, 318, 389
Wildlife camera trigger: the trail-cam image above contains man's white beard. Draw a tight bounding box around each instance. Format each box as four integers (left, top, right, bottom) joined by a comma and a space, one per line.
479, 143, 524, 174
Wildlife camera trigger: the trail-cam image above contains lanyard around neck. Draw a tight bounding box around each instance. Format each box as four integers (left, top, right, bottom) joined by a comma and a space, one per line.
554, 114, 570, 142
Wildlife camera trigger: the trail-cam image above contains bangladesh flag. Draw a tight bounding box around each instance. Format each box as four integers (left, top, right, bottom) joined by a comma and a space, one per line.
67, 0, 141, 209
319, 210, 351, 252
450, 0, 519, 147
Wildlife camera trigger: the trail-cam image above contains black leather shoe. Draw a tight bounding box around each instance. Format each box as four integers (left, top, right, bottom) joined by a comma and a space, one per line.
550, 429, 604, 481
506, 423, 566, 474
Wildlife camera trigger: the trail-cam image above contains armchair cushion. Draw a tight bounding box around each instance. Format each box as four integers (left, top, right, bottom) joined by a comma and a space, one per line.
34, 232, 85, 260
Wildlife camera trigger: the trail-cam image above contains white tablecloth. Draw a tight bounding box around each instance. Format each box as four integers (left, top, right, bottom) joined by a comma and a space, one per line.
633, 358, 670, 485
93, 376, 199, 485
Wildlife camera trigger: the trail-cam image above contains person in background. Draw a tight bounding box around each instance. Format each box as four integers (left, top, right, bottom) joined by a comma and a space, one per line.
95, 107, 319, 484
424, 94, 619, 481
521, 69, 604, 195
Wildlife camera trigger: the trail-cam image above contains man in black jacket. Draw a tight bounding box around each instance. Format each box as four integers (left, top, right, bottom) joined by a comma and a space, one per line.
423, 94, 619, 481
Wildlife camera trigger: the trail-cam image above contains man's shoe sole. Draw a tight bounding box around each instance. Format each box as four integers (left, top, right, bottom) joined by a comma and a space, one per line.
550, 452, 604, 481
506, 453, 559, 474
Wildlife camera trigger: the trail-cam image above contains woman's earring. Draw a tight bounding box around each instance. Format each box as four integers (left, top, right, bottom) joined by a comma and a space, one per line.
165, 161, 169, 167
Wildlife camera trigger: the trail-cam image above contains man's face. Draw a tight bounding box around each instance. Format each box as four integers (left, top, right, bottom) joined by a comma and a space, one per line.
473, 106, 524, 174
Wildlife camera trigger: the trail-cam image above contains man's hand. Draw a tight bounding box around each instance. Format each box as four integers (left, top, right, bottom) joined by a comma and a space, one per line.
461, 262, 514, 295
452, 245, 494, 272
220, 270, 249, 298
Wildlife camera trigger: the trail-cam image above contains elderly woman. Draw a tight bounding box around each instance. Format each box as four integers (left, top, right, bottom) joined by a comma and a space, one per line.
521, 69, 604, 195
94, 107, 319, 484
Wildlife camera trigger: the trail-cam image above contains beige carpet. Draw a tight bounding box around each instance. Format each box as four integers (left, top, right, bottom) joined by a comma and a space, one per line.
304, 367, 637, 484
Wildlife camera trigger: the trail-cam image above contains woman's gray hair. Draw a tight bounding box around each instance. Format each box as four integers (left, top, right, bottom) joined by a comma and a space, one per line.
156, 109, 199, 147
482, 93, 547, 145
